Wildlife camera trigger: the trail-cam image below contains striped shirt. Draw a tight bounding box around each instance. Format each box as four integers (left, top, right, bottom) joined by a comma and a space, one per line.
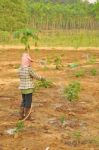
19, 66, 42, 89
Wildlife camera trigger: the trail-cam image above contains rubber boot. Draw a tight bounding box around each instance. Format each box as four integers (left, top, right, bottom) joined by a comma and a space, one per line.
19, 107, 24, 120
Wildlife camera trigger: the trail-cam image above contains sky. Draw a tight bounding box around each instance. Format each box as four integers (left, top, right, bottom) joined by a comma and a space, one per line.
88, 0, 97, 3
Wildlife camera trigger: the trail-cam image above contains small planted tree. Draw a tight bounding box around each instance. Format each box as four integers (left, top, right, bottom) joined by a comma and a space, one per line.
90, 68, 97, 76
15, 120, 25, 133
75, 70, 85, 78
34, 79, 53, 92
71, 130, 82, 145
54, 56, 62, 70
64, 81, 81, 102
60, 115, 65, 124
14, 28, 39, 53
47, 57, 52, 65
10, 120, 25, 138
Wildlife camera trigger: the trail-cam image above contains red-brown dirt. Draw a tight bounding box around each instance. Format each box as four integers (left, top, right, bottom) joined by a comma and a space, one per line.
0, 48, 99, 150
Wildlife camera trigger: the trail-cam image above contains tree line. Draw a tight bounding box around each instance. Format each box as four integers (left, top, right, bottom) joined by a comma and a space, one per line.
0, 0, 99, 32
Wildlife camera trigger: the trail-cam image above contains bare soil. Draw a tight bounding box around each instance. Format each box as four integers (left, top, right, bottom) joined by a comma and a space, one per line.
0, 48, 99, 150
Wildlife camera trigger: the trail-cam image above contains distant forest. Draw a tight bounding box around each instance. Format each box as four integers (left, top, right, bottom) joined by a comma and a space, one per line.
0, 0, 99, 31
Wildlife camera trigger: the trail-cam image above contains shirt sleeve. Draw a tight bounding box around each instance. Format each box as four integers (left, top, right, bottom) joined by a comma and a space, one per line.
29, 67, 42, 80
27, 55, 33, 61
27, 54, 32, 61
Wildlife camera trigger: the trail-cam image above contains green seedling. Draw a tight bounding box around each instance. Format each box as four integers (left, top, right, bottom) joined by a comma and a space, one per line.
72, 130, 82, 145
90, 68, 97, 76
54, 56, 62, 70
68, 63, 79, 68
47, 57, 52, 65
40, 80, 53, 88
75, 70, 85, 78
64, 81, 81, 102
89, 136, 99, 146
34, 79, 53, 91
15, 120, 25, 133
60, 115, 65, 124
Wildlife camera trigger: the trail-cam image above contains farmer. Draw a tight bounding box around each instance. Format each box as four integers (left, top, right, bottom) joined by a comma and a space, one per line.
19, 52, 44, 121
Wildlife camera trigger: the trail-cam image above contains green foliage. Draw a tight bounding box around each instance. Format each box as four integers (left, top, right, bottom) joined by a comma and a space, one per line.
90, 2, 99, 20
71, 130, 82, 144
39, 30, 99, 47
90, 68, 97, 76
60, 115, 65, 124
14, 28, 39, 50
68, 63, 79, 68
47, 57, 52, 65
26, 1, 99, 30
0, 0, 99, 32
0, 31, 10, 42
0, 0, 29, 31
0, 30, 99, 47
54, 56, 62, 70
15, 121, 25, 133
64, 81, 81, 102
75, 70, 85, 77
0, 1, 99, 46
34, 79, 53, 91
34, 48, 40, 52
73, 131, 82, 140
89, 136, 99, 146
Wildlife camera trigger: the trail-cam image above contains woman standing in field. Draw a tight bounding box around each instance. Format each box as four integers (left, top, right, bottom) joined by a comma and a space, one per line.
19, 52, 44, 121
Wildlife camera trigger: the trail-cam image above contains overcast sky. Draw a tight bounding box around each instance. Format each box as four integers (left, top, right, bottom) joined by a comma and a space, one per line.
88, 0, 97, 3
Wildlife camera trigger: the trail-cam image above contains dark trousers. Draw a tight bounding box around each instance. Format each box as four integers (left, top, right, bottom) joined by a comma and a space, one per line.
21, 93, 32, 108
